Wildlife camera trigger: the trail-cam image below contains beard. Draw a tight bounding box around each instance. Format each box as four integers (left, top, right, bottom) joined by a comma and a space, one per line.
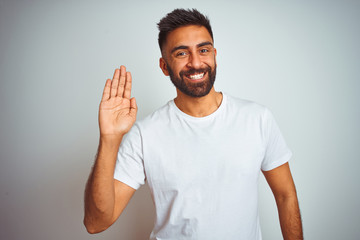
166, 63, 216, 98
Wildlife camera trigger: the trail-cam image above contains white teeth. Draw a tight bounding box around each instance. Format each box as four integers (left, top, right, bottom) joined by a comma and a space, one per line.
189, 73, 204, 80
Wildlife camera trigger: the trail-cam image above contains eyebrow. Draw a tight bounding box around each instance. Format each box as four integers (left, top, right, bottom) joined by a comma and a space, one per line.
171, 41, 213, 54
197, 41, 213, 48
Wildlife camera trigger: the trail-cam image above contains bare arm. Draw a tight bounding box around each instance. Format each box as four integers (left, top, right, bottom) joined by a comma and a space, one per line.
84, 66, 138, 234
262, 162, 303, 240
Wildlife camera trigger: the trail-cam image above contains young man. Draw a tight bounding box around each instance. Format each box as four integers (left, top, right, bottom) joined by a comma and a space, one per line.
84, 9, 303, 240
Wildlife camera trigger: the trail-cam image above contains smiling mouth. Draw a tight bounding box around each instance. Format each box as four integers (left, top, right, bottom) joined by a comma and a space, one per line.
186, 72, 205, 80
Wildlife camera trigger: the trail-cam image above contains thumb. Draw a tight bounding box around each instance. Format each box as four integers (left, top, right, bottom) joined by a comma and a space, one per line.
130, 97, 138, 116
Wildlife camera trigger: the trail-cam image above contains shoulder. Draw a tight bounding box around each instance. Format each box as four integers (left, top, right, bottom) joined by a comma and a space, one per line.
224, 93, 268, 117
134, 100, 174, 130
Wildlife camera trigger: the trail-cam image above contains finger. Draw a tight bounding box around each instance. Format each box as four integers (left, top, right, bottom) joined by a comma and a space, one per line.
101, 79, 111, 101
117, 65, 126, 97
129, 97, 138, 117
110, 68, 120, 98
123, 71, 132, 99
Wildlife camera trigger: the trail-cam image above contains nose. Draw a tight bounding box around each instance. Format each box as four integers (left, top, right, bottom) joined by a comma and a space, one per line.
187, 52, 202, 69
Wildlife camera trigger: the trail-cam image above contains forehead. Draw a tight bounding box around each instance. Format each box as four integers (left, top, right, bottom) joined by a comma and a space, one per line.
165, 25, 213, 50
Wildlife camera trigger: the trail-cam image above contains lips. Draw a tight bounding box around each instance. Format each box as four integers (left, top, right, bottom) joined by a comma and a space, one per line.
187, 72, 205, 80
182, 69, 208, 82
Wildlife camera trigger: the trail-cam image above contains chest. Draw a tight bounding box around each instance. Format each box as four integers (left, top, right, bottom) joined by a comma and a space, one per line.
142, 120, 265, 192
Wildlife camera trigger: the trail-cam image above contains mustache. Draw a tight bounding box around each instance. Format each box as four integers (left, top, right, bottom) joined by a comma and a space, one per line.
180, 66, 211, 77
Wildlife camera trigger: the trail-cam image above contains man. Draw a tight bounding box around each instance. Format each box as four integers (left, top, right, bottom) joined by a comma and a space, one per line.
84, 8, 303, 240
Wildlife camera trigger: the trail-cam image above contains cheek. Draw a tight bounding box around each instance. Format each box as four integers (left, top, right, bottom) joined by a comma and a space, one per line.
208, 58, 217, 68
172, 62, 188, 74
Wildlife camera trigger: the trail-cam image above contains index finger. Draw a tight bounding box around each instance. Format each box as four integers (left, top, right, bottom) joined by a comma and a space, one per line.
123, 71, 132, 99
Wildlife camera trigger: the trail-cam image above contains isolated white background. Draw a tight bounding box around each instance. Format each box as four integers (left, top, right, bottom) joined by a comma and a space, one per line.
1, 0, 359, 239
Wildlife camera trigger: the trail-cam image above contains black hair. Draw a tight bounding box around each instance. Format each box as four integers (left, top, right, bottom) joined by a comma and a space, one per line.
157, 8, 213, 53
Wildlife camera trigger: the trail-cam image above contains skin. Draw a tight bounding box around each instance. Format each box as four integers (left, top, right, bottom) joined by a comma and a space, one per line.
84, 25, 303, 239
263, 163, 303, 239
83, 66, 137, 233
159, 25, 222, 117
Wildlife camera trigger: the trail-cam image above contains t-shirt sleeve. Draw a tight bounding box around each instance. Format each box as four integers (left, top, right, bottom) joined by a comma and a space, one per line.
261, 108, 292, 171
114, 123, 145, 190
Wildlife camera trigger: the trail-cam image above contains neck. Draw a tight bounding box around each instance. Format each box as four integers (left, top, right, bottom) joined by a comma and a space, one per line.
174, 88, 223, 117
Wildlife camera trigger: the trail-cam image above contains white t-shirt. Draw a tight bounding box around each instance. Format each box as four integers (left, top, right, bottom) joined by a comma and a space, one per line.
114, 93, 292, 240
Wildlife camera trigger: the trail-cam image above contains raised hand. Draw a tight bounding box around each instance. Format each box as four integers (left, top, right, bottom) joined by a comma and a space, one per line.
99, 65, 137, 138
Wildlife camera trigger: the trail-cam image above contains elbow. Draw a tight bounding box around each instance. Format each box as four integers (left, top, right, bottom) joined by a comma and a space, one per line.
275, 192, 299, 206
83, 217, 109, 234
85, 227, 99, 234
85, 226, 102, 235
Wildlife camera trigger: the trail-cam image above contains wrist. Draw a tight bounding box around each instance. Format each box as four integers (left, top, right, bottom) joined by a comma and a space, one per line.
99, 134, 124, 148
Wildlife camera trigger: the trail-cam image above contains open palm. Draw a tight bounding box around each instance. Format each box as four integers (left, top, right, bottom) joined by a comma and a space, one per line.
99, 66, 137, 136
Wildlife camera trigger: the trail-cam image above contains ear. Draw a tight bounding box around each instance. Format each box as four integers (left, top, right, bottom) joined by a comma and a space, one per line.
159, 57, 169, 76
214, 48, 218, 67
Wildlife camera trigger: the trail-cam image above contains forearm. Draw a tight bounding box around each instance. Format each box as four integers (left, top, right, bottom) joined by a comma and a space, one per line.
276, 195, 303, 240
84, 136, 122, 233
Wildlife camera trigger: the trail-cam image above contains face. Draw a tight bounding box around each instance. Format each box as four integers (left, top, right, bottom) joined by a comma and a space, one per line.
159, 25, 217, 98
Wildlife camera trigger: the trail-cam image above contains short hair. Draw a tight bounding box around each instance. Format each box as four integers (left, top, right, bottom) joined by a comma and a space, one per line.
157, 8, 214, 53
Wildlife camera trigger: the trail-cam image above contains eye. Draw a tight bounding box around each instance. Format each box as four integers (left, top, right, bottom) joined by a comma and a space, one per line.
200, 48, 209, 54
176, 51, 187, 57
